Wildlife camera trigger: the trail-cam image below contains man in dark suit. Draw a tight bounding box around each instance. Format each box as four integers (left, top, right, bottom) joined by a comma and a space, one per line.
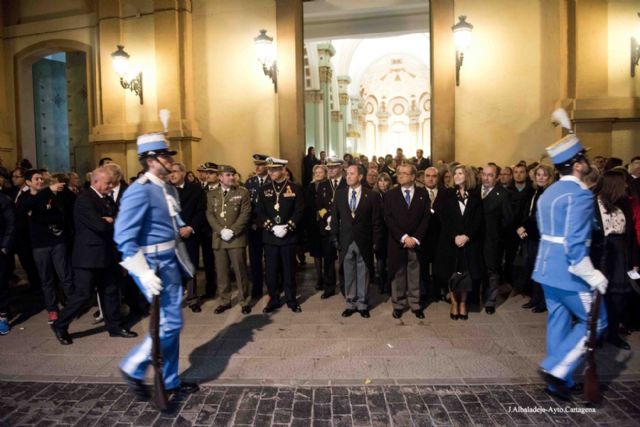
481, 164, 513, 314
199, 162, 219, 297
412, 149, 431, 172
420, 167, 445, 302
505, 164, 534, 288
52, 167, 137, 345
331, 165, 383, 318
302, 146, 320, 187
384, 164, 431, 319
0, 192, 15, 334
170, 162, 207, 312
314, 156, 347, 298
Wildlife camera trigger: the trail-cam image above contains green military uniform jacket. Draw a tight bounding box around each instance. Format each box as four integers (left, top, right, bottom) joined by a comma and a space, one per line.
207, 185, 251, 249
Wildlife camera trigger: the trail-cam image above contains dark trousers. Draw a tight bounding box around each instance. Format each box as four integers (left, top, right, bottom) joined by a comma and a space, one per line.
121, 274, 149, 315
320, 236, 337, 293
483, 268, 501, 308
265, 244, 297, 306
12, 238, 41, 289
183, 235, 200, 304
375, 255, 389, 293
32, 243, 74, 312
0, 252, 9, 315
605, 291, 629, 340
503, 233, 519, 284
56, 265, 122, 333
248, 228, 265, 298
197, 230, 216, 296
530, 281, 547, 310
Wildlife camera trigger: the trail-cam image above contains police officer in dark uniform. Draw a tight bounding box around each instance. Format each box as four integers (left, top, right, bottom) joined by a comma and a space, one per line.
244, 154, 271, 299
314, 156, 347, 298
257, 157, 304, 313
199, 162, 218, 298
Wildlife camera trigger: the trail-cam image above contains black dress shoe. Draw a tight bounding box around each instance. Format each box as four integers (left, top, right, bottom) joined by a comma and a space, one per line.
539, 370, 571, 401
392, 309, 403, 319
359, 309, 370, 318
288, 304, 302, 313
413, 310, 425, 319
521, 302, 534, 309
342, 308, 357, 317
485, 306, 495, 315
241, 305, 252, 315
214, 304, 232, 314
189, 304, 202, 313
321, 291, 335, 299
607, 336, 631, 350
120, 369, 150, 400
109, 328, 138, 338
263, 302, 280, 314
166, 382, 199, 395
53, 327, 73, 345
532, 306, 547, 313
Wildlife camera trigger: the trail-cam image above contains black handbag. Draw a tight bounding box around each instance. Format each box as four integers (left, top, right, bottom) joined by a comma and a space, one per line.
448, 248, 472, 292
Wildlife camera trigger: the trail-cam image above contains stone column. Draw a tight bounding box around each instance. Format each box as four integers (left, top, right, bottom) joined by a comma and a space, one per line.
276, 0, 305, 179
377, 100, 389, 155
304, 89, 323, 151
317, 43, 335, 156
331, 111, 342, 157
337, 75, 350, 155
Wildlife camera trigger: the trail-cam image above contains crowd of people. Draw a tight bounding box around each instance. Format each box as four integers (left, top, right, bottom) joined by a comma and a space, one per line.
0, 146, 639, 352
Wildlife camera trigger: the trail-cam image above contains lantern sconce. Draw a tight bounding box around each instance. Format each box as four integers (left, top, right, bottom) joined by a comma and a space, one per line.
631, 13, 640, 77
452, 15, 474, 86
110, 45, 143, 104
254, 29, 278, 92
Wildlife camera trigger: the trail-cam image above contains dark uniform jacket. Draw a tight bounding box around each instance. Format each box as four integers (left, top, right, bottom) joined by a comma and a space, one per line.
331, 186, 384, 273
314, 177, 347, 236
383, 186, 431, 276
422, 186, 445, 262
72, 188, 118, 269
481, 186, 513, 270
21, 189, 68, 249
245, 174, 270, 229
257, 179, 304, 246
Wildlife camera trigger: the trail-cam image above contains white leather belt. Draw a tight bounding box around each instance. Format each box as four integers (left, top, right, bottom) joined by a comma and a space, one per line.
541, 234, 564, 244
140, 240, 175, 254
541, 235, 591, 247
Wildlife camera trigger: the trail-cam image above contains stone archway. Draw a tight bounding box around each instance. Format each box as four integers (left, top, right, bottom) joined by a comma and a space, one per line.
14, 39, 96, 176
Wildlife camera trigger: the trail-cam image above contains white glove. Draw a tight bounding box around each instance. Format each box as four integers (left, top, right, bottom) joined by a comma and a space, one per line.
272, 225, 288, 238
324, 215, 332, 231
220, 228, 234, 241
120, 251, 163, 296
568, 257, 608, 294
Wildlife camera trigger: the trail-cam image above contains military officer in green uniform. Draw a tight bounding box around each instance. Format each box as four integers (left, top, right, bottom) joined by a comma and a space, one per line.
206, 165, 253, 314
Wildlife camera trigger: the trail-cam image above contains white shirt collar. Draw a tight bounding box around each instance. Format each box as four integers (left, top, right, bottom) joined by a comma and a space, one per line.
560, 175, 588, 190
349, 185, 361, 195
145, 172, 166, 188
90, 186, 105, 199
176, 182, 185, 189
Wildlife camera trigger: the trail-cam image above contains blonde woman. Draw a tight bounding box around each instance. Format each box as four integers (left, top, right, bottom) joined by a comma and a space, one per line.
434, 165, 484, 320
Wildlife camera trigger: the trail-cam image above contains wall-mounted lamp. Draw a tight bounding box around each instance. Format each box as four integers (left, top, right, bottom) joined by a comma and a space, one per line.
254, 29, 277, 92
111, 45, 143, 104
631, 13, 640, 77
452, 15, 473, 86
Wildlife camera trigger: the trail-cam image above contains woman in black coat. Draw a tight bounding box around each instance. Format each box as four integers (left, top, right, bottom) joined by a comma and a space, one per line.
434, 165, 484, 320
373, 173, 393, 294
517, 164, 555, 313
305, 165, 328, 290
591, 170, 639, 350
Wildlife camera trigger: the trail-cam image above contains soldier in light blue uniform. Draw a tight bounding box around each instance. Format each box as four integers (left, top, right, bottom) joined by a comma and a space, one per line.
114, 131, 199, 399
533, 117, 608, 401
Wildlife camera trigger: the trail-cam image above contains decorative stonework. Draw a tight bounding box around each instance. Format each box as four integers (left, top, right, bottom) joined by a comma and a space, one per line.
319, 66, 333, 84
305, 90, 323, 103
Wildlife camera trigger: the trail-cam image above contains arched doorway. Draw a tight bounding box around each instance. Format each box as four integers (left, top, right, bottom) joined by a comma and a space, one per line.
15, 40, 95, 178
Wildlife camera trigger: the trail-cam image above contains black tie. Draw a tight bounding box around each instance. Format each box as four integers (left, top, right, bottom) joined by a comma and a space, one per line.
333, 179, 338, 188
259, 178, 263, 187
223, 190, 228, 197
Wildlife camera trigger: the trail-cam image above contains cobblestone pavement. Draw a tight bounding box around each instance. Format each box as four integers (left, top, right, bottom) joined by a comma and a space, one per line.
1, 380, 640, 426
